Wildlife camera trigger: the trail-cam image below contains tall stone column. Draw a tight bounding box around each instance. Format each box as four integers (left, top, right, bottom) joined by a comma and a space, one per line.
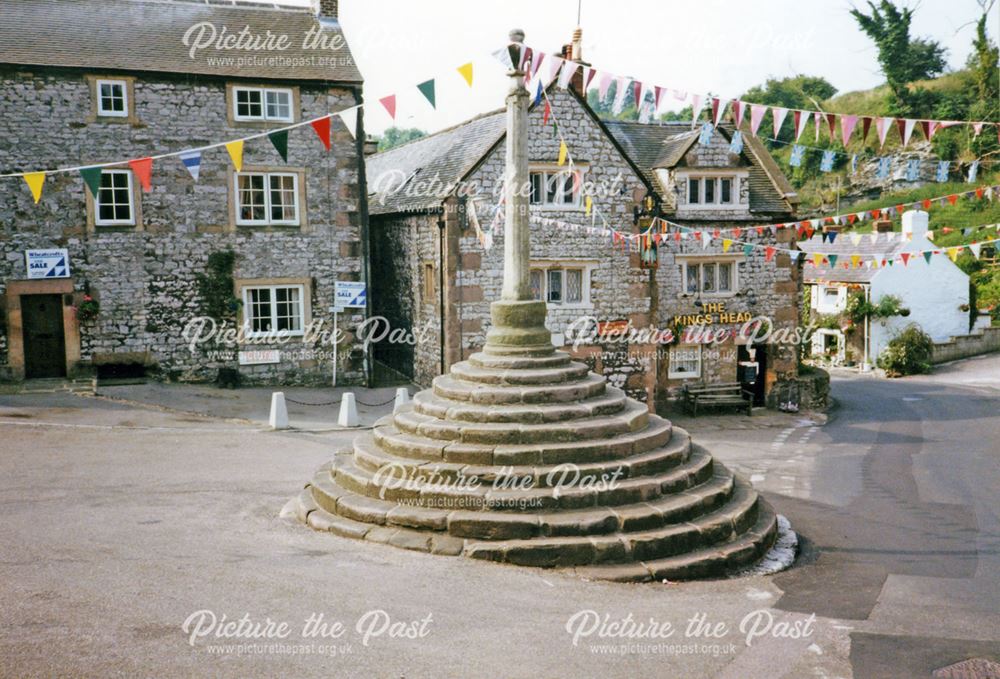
484, 29, 552, 356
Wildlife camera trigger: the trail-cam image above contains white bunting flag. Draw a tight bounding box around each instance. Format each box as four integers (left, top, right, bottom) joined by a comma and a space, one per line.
337, 106, 359, 139
701, 231, 712, 248
970, 243, 982, 259
557, 60, 578, 89
794, 110, 809, 141
612, 76, 629, 114
876, 117, 892, 147
902, 118, 916, 146
771, 107, 789, 139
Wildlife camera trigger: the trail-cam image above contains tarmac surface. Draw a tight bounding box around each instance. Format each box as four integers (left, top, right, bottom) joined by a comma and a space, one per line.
1, 354, 998, 678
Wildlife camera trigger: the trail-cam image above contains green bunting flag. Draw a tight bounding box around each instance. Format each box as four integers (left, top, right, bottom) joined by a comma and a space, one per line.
828, 254, 838, 268
80, 166, 103, 198
923, 251, 933, 264
742, 244, 753, 257
268, 130, 289, 162
417, 79, 436, 108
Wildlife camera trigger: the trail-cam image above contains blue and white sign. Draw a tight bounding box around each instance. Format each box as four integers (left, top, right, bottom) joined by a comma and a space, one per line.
334, 280, 367, 309
25, 249, 71, 279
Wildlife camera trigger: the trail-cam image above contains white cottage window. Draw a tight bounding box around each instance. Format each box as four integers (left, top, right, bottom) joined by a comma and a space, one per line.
242, 285, 305, 337
233, 86, 294, 122
96, 79, 128, 117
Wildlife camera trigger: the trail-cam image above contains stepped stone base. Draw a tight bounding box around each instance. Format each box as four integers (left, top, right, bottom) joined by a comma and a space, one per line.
292, 301, 777, 581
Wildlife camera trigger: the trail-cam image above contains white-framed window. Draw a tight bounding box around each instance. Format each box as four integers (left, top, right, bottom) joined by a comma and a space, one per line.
96, 78, 128, 117
529, 168, 584, 208
233, 86, 294, 122
95, 169, 135, 226
235, 172, 300, 226
242, 284, 305, 337
813, 284, 848, 314
682, 259, 737, 296
685, 175, 738, 206
669, 344, 701, 379
529, 261, 593, 307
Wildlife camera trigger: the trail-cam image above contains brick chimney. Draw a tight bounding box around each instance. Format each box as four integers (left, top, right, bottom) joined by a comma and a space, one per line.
363, 135, 378, 156
874, 218, 894, 233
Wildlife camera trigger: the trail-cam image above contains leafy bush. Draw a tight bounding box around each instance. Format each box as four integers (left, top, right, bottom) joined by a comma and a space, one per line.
876, 324, 934, 376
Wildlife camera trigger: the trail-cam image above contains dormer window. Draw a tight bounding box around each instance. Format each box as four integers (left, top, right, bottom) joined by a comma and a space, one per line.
687, 176, 736, 205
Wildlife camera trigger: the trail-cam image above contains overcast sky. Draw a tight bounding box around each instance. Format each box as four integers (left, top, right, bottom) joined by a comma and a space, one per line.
259, 0, 995, 135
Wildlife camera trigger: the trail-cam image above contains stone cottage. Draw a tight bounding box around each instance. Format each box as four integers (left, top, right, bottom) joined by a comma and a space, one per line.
366, 36, 802, 410
0, 0, 368, 385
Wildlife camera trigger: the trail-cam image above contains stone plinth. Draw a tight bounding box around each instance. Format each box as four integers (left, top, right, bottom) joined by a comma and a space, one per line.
292, 309, 777, 581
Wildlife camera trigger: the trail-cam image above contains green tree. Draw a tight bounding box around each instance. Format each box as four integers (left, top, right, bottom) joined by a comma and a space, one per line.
377, 127, 427, 151
849, 0, 948, 114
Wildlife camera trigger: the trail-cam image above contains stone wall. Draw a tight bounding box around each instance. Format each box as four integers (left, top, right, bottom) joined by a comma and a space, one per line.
930, 326, 1000, 364
0, 66, 365, 384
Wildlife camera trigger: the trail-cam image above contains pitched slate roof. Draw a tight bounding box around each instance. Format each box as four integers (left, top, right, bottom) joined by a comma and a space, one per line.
604, 120, 798, 216
798, 233, 906, 283
366, 109, 506, 215
0, 0, 362, 83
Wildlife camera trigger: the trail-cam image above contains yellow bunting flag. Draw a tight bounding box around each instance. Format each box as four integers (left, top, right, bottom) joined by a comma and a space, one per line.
457, 62, 474, 87
557, 141, 568, 166
850, 255, 861, 268
23, 171, 45, 203
947, 246, 961, 261
722, 238, 733, 253
584, 195, 592, 216
225, 140, 244, 171
812, 253, 823, 267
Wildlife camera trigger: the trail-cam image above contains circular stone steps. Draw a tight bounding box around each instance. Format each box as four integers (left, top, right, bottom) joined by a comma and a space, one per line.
293, 315, 777, 581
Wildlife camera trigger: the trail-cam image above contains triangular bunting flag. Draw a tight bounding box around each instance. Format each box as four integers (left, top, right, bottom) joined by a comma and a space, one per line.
179, 151, 202, 181
732, 100, 745, 128
23, 171, 45, 203
417, 79, 436, 108
764, 246, 776, 262
267, 130, 289, 162
379, 94, 397, 120
722, 238, 733, 253
970, 243, 982, 259
314, 115, 334, 146
225, 140, 244, 171
923, 251, 933, 264
557, 60, 577, 89
840, 114, 858, 147
828, 254, 838, 268
947, 246, 961, 261
128, 157, 153, 192
80, 166, 103, 197
743, 244, 753, 257
861, 116, 872, 144
851, 255, 861, 268
772, 106, 789, 138
457, 62, 474, 87
557, 141, 568, 166
876, 117, 891, 147
794, 110, 808, 141
900, 252, 911, 266
749, 104, 767, 136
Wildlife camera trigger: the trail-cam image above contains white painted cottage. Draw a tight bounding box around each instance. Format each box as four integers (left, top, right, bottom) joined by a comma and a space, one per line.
800, 210, 970, 369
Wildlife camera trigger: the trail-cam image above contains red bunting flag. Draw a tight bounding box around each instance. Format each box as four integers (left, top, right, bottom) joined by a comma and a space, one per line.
764, 246, 776, 262
825, 113, 836, 139
861, 116, 872, 144
543, 98, 551, 125
947, 194, 958, 205
922, 198, 932, 209
633, 81, 642, 106
900, 252, 911, 266
128, 157, 152, 192
311, 117, 331, 150
379, 94, 397, 120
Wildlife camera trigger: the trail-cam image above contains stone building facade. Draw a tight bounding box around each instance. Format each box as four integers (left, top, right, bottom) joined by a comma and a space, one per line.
0, 0, 368, 385
367, 44, 802, 410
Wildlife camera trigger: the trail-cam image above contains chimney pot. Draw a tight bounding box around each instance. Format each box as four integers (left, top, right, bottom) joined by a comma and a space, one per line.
875, 218, 894, 233
363, 135, 379, 156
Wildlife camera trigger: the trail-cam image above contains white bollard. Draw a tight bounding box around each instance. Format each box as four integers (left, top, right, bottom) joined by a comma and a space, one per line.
269, 392, 289, 430
338, 392, 359, 427
393, 387, 411, 413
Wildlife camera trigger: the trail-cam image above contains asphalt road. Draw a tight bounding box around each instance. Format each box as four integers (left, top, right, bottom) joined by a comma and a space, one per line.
1, 355, 998, 678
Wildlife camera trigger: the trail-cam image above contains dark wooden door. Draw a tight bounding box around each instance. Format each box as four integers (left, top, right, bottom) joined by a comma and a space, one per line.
21, 294, 66, 378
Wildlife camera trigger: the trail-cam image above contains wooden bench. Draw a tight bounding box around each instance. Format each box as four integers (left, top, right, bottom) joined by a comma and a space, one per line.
681, 382, 754, 417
